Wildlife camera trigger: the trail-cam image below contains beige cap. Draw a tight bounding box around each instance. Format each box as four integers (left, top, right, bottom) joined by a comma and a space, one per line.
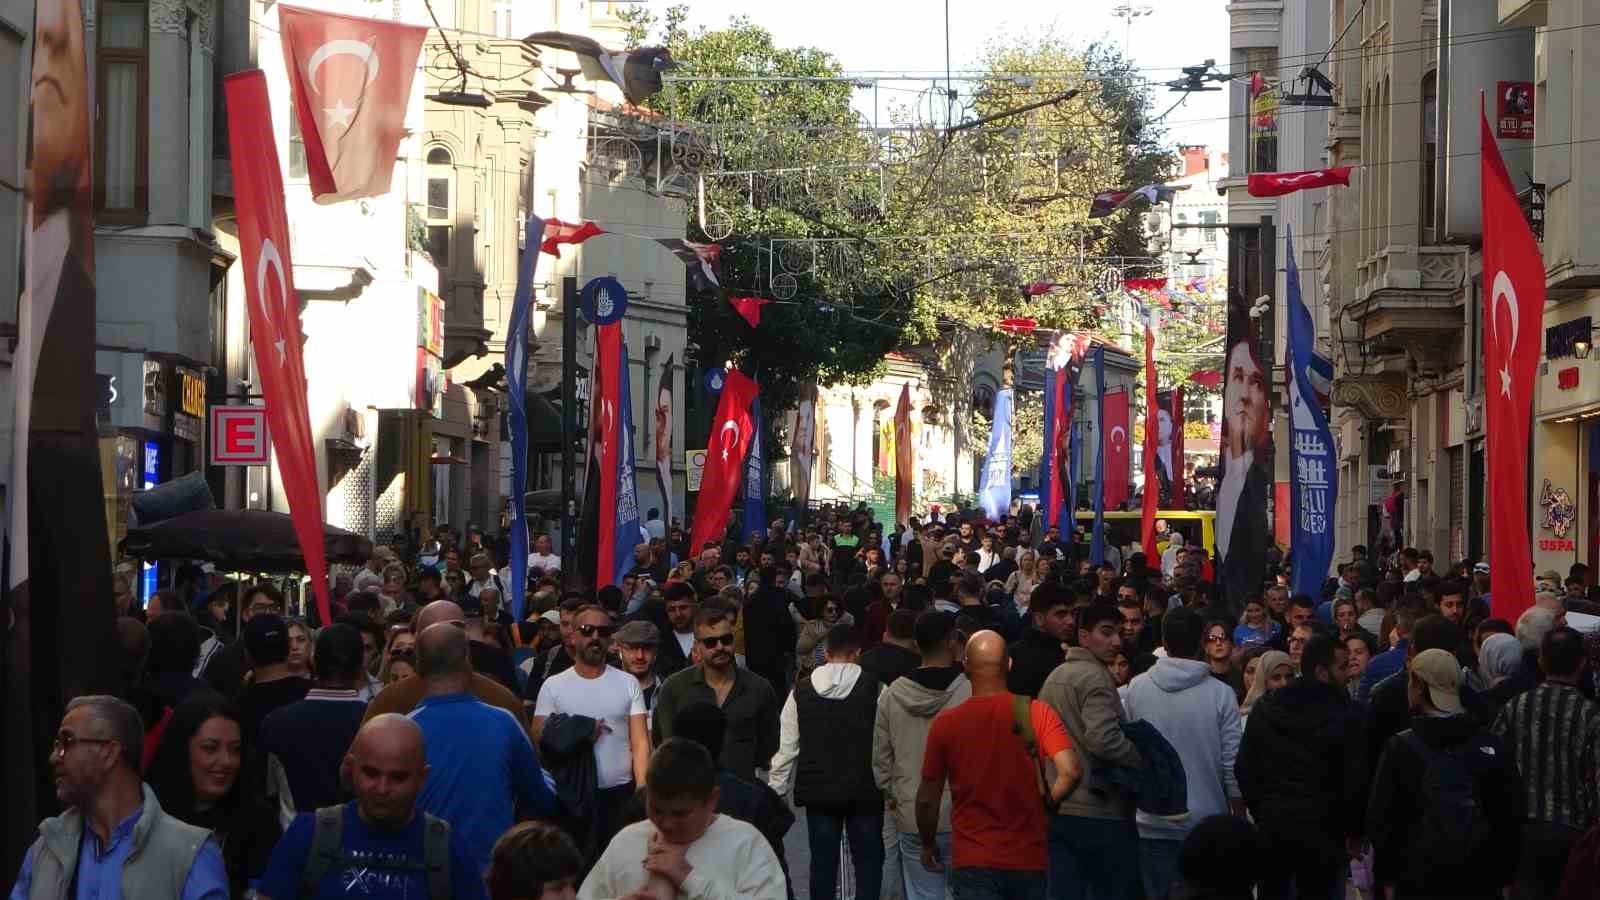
1410, 648, 1464, 714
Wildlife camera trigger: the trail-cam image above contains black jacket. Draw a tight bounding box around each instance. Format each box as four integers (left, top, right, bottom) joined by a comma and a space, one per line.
1008, 627, 1065, 698
859, 642, 921, 687
1359, 667, 1493, 829
1236, 679, 1365, 857
742, 586, 798, 688
1366, 713, 1523, 896
538, 713, 602, 860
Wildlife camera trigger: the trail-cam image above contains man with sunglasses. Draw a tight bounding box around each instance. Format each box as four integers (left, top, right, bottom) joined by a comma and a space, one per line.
533, 605, 651, 844
653, 608, 780, 782
200, 583, 285, 698
11, 695, 227, 899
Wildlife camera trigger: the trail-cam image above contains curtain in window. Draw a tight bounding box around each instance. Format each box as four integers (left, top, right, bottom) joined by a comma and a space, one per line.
102, 61, 138, 208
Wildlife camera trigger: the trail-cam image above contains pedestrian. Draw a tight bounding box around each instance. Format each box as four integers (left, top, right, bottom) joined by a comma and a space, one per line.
861, 606, 924, 687
1235, 634, 1363, 900
365, 599, 529, 728
654, 582, 700, 678
580, 739, 787, 899
767, 623, 887, 900
1038, 603, 1145, 900
1121, 607, 1245, 900
249, 714, 490, 899
653, 607, 780, 781
523, 595, 582, 707
1491, 627, 1600, 900
486, 821, 585, 900
875, 610, 972, 900
1366, 649, 1523, 900
235, 613, 311, 749
864, 570, 908, 648
201, 583, 285, 697
10, 695, 227, 898
1202, 619, 1244, 699
1174, 814, 1266, 900
532, 604, 651, 846
258, 623, 369, 822
742, 565, 799, 698
1359, 597, 1427, 701
1008, 582, 1073, 697
614, 619, 664, 732
917, 631, 1082, 900
409, 623, 559, 876
1238, 649, 1291, 725
145, 691, 281, 896
129, 611, 210, 732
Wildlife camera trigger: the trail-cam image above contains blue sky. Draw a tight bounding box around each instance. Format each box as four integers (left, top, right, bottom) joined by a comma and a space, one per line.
667, 0, 1232, 155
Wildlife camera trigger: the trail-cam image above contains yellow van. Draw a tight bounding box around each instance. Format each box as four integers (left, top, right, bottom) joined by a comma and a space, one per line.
1073, 509, 1217, 557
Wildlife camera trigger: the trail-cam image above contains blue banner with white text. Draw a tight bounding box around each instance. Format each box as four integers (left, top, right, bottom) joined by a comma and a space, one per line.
1286, 227, 1337, 599
979, 388, 1014, 520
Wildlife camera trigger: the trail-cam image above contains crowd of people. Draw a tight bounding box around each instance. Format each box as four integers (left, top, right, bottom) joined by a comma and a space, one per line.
21, 500, 1600, 900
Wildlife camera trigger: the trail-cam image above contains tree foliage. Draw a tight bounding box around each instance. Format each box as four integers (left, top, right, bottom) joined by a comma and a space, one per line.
620, 7, 1182, 419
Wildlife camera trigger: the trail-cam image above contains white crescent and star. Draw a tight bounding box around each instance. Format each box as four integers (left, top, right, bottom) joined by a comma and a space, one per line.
305, 39, 379, 130
719, 420, 740, 459
256, 239, 289, 367
1110, 425, 1127, 448
1490, 269, 1519, 398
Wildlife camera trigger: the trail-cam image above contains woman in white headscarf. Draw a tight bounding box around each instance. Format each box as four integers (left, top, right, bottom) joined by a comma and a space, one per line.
1239, 649, 1292, 729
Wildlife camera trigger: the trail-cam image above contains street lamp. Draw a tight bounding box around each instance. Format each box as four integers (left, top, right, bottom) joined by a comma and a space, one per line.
1111, 3, 1154, 53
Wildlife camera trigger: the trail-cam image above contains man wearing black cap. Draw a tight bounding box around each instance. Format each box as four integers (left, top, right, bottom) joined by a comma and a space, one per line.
238, 613, 311, 749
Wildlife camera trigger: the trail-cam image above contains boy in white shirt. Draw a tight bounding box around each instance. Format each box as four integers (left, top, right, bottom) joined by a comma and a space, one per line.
580, 739, 786, 900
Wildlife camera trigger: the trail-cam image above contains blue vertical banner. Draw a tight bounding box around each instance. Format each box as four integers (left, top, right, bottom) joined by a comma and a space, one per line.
1090, 347, 1108, 565
741, 397, 767, 542
611, 343, 644, 586
1039, 364, 1058, 522
1285, 227, 1337, 599
506, 217, 546, 622
979, 388, 1014, 520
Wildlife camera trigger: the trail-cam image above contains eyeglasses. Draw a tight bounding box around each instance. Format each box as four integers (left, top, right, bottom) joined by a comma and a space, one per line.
1288, 636, 1308, 646
700, 634, 736, 648
52, 732, 113, 755
577, 623, 616, 638
1205, 634, 1229, 644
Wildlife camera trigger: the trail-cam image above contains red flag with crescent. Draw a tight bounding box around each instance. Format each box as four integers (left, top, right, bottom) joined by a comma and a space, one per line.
688, 369, 760, 555
1246, 167, 1352, 198
593, 323, 623, 587
1481, 101, 1544, 623
224, 70, 331, 624
278, 5, 427, 203
1103, 389, 1131, 509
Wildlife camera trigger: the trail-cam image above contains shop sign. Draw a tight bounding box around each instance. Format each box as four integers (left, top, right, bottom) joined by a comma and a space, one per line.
686, 448, 707, 492
209, 406, 270, 465
172, 366, 205, 443
1496, 81, 1535, 140
95, 374, 118, 414
1559, 367, 1581, 390
142, 359, 166, 419
1546, 316, 1591, 360
1540, 479, 1576, 541
418, 287, 444, 356
1541, 538, 1577, 551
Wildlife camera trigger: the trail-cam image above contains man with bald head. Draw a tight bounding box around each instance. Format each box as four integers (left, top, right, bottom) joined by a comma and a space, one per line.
250, 714, 489, 899
916, 631, 1081, 899
363, 599, 527, 728
409, 622, 558, 877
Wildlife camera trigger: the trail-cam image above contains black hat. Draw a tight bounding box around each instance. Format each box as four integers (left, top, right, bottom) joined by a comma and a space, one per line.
244, 613, 290, 666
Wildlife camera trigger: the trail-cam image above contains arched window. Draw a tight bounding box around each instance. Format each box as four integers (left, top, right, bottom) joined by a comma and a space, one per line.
425, 147, 453, 274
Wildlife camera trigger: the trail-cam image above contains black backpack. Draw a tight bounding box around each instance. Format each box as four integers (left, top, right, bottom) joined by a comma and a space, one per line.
1401, 730, 1494, 870
299, 805, 450, 899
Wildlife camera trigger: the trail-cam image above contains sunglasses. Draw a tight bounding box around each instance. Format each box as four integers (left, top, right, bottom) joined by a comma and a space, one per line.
577, 623, 616, 638
699, 634, 736, 648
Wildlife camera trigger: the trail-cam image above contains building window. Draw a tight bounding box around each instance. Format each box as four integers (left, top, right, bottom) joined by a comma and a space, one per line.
493, 2, 513, 37
97, 0, 148, 220
287, 101, 307, 179
425, 146, 453, 278
1200, 210, 1219, 246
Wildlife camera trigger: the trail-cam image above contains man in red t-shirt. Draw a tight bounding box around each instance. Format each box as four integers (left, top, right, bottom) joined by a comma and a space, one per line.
917, 630, 1081, 900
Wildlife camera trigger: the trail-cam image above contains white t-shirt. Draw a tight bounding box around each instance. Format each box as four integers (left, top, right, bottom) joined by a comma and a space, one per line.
674, 629, 695, 658
528, 552, 562, 571
534, 665, 645, 788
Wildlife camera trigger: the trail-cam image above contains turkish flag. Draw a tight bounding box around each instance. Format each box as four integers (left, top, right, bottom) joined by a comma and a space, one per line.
278, 5, 426, 203
894, 384, 914, 526
541, 219, 606, 257
1246, 166, 1353, 198
1141, 324, 1161, 560
224, 70, 331, 624
688, 369, 760, 555
1103, 389, 1131, 509
593, 323, 624, 588
728, 295, 770, 328
1481, 103, 1544, 623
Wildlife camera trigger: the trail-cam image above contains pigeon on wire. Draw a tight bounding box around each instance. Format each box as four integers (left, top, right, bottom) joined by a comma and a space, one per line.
524, 32, 677, 105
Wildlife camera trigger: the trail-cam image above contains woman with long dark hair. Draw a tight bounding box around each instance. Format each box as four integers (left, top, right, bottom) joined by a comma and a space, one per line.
146, 691, 280, 896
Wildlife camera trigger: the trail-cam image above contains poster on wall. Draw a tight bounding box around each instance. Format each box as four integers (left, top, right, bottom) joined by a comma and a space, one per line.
1217, 291, 1274, 608
416, 288, 446, 417
1496, 81, 1535, 140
